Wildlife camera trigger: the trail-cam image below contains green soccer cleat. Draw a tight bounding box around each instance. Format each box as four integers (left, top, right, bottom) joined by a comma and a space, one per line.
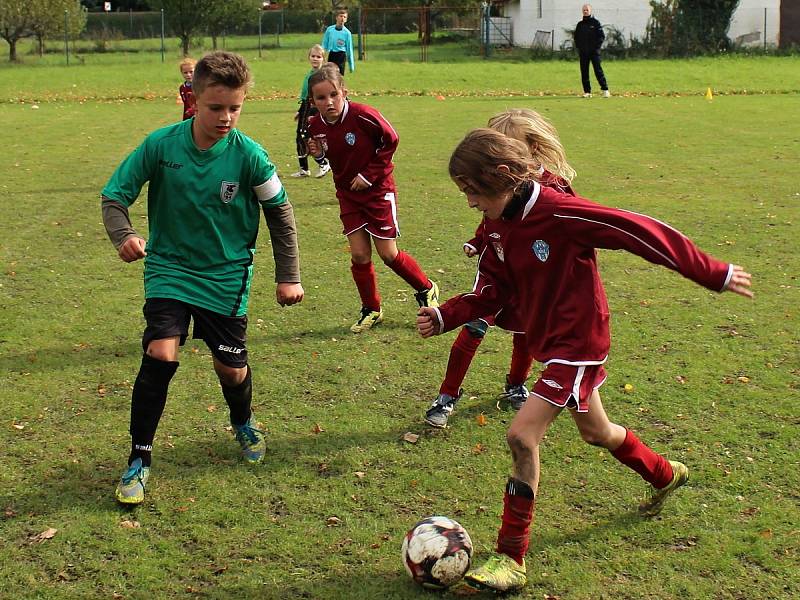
233, 415, 267, 464
414, 280, 439, 309
350, 307, 383, 333
115, 458, 150, 505
464, 552, 527, 593
638, 460, 689, 517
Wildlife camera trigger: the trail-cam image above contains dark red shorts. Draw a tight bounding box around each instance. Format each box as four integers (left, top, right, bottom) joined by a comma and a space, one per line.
337, 188, 399, 239
531, 362, 607, 413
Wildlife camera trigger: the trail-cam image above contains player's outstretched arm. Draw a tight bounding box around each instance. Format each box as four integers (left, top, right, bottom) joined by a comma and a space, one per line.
417, 307, 441, 338
276, 282, 304, 306
724, 265, 753, 299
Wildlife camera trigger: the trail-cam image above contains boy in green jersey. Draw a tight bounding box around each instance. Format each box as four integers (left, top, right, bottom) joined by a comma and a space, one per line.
101, 51, 304, 505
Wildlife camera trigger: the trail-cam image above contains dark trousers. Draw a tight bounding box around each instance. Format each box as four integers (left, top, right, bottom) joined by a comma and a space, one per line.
328, 51, 346, 75
579, 51, 608, 93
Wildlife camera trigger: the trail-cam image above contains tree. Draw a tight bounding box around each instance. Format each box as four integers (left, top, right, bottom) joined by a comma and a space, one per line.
0, 0, 36, 61
646, 0, 740, 56
149, 0, 212, 56
30, 0, 87, 57
205, 0, 260, 50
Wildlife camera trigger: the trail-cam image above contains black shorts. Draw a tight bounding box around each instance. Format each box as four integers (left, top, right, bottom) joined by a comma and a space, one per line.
142, 298, 248, 368
327, 51, 346, 75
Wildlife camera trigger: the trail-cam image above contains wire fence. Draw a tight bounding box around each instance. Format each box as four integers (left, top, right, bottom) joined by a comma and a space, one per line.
29, 5, 794, 66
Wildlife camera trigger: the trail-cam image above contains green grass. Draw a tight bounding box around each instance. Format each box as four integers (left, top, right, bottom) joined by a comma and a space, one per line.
1, 50, 799, 599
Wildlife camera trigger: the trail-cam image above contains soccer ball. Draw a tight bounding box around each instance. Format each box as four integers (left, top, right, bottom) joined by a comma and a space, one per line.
401, 516, 473, 589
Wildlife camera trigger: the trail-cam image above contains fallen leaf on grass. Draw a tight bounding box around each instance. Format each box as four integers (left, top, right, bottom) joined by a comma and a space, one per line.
211, 565, 227, 576
471, 443, 485, 454
312, 423, 324, 434
326, 516, 342, 526
119, 520, 140, 529
12, 424, 24, 430
759, 529, 773, 539
476, 413, 488, 426
402, 432, 419, 444
737, 376, 751, 383
354, 471, 366, 479
30, 528, 57, 543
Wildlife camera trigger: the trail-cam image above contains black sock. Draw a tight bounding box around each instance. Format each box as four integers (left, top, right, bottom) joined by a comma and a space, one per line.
222, 365, 252, 427
299, 156, 309, 171
128, 354, 179, 467
313, 156, 328, 167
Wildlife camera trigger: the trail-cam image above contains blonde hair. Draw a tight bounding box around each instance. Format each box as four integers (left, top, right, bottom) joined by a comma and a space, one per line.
449, 129, 541, 197
178, 57, 196, 71
308, 44, 324, 58
193, 51, 253, 96
488, 108, 576, 183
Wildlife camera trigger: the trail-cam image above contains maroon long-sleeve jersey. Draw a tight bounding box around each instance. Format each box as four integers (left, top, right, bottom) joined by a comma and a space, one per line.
179, 82, 195, 120
435, 181, 733, 364
307, 100, 398, 193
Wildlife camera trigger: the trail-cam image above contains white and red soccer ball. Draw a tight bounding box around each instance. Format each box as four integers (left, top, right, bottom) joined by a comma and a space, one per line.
401, 516, 473, 589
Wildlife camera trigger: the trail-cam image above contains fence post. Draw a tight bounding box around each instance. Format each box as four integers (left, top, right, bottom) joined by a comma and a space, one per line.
763, 7, 767, 50
482, 3, 491, 58
160, 9, 165, 63
64, 10, 69, 66
358, 7, 364, 60
129, 8, 133, 38
258, 10, 262, 58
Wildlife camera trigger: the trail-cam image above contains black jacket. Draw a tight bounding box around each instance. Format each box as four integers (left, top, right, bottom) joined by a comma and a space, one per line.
574, 15, 605, 54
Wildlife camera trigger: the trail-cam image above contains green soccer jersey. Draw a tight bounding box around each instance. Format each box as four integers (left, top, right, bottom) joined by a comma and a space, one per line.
102, 119, 287, 317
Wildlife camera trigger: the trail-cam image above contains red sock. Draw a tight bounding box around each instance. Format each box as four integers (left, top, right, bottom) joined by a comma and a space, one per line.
439, 328, 482, 397
387, 251, 430, 291
508, 333, 533, 385
496, 478, 535, 565
611, 428, 673, 488
350, 261, 381, 312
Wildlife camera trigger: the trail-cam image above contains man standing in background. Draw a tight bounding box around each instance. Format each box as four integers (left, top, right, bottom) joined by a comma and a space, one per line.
574, 4, 610, 97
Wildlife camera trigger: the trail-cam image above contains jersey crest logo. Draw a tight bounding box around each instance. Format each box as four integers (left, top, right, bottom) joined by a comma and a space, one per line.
220, 181, 239, 203
492, 241, 505, 262
532, 239, 549, 262
489, 232, 500, 239
345, 132, 356, 146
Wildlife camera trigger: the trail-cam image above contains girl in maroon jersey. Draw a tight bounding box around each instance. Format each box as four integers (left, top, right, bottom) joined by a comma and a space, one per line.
306, 64, 438, 333
417, 129, 753, 592
178, 58, 196, 121
425, 108, 576, 429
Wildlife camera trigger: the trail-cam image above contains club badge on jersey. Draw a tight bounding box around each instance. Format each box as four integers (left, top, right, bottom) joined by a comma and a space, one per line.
532, 239, 550, 262
492, 241, 505, 262
345, 132, 356, 145
220, 181, 240, 204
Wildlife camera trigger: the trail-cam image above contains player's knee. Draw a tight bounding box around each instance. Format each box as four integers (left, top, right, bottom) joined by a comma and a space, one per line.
506, 427, 536, 458
464, 320, 488, 339
350, 250, 371, 264
216, 363, 247, 387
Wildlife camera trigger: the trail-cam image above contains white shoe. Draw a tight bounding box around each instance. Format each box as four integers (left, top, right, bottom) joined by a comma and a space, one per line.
290, 169, 310, 178
582, 92, 592, 98
314, 163, 331, 178
602, 90, 611, 98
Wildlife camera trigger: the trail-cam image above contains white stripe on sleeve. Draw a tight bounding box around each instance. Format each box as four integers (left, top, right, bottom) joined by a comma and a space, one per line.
254, 174, 283, 202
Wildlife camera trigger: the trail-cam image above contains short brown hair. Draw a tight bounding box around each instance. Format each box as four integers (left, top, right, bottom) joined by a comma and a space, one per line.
307, 63, 345, 97
449, 129, 540, 197
193, 51, 252, 96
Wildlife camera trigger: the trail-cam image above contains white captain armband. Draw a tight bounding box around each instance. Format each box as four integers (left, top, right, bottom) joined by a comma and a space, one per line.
254, 173, 284, 202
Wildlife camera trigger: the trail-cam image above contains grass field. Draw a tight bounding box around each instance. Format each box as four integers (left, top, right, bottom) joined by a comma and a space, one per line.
1, 43, 799, 599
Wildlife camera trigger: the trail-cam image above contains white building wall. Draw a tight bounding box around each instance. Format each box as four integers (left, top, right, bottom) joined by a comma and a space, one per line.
504, 0, 779, 50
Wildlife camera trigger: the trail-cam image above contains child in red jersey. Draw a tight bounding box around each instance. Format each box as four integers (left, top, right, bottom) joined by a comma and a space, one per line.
425, 108, 576, 428
178, 58, 196, 121
417, 128, 753, 593
306, 64, 439, 332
